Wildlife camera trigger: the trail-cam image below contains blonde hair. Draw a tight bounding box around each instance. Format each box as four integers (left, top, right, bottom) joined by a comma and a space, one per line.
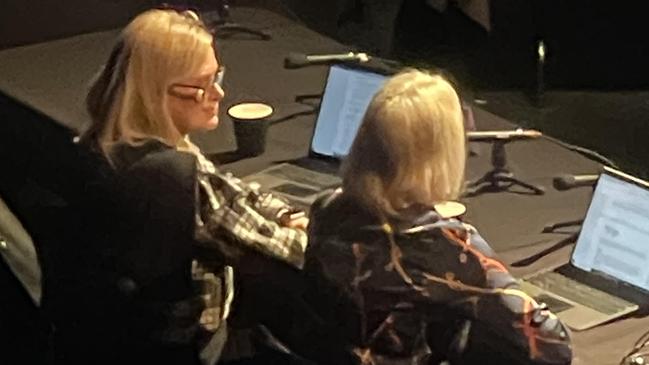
342, 69, 466, 216
83, 9, 215, 156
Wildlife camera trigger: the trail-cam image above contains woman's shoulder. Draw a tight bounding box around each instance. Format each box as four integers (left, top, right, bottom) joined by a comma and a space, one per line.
108, 141, 199, 204
110, 141, 195, 183
308, 189, 390, 251
310, 187, 343, 214
400, 212, 498, 261
111, 140, 193, 170
310, 189, 375, 225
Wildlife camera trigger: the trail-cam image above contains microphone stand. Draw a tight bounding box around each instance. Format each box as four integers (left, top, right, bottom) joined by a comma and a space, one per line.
542, 219, 583, 233
204, 0, 271, 40
511, 184, 596, 267
270, 94, 321, 126
510, 233, 577, 267
543, 181, 596, 233
465, 139, 545, 197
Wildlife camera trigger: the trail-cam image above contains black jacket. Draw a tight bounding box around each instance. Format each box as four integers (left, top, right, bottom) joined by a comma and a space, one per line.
304, 190, 572, 365
51, 141, 216, 365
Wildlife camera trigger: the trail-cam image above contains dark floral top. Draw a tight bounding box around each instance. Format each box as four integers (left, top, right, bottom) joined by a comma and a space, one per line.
305, 190, 572, 365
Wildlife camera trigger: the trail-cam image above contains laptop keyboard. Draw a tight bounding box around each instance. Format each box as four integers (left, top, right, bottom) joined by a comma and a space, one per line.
526, 271, 635, 315
533, 294, 574, 313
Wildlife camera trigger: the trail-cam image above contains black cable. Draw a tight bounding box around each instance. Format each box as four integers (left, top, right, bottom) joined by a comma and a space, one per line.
541, 134, 619, 169
620, 328, 649, 364
509, 233, 577, 267
270, 109, 316, 126
294, 94, 322, 109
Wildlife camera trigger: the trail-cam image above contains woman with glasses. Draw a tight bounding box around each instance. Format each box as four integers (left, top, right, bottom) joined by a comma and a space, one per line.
304, 69, 573, 365
60, 8, 308, 365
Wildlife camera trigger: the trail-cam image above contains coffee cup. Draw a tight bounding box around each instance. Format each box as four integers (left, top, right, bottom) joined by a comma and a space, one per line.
228, 102, 274, 157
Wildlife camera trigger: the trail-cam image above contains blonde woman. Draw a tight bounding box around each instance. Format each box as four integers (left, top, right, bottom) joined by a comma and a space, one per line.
64, 8, 307, 365
305, 70, 572, 365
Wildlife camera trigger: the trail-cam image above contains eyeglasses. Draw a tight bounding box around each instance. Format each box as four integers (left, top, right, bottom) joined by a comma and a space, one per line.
168, 67, 225, 103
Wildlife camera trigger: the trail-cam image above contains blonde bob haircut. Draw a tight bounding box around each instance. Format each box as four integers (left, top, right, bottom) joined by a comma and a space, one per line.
342, 69, 466, 217
83, 9, 215, 156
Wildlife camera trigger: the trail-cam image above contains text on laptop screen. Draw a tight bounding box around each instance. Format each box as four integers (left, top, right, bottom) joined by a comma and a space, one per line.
572, 172, 649, 291
311, 65, 388, 157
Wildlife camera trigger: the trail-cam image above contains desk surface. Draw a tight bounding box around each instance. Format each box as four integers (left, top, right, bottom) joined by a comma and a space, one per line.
0, 7, 643, 365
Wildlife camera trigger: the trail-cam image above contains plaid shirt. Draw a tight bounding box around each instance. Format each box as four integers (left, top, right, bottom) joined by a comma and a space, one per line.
192, 152, 307, 268
190, 152, 307, 335
109, 141, 307, 345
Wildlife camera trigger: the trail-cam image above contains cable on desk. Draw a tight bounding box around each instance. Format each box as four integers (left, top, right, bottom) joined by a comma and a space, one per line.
541, 134, 619, 169
620, 328, 649, 365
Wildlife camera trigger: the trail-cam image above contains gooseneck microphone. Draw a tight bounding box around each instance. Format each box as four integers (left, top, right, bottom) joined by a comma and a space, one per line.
467, 129, 542, 142
284, 52, 371, 69
553, 174, 599, 191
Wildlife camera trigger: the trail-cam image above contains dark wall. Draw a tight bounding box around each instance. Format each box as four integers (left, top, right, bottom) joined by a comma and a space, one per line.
263, 0, 649, 90
398, 0, 649, 89
0, 0, 154, 49
538, 1, 649, 89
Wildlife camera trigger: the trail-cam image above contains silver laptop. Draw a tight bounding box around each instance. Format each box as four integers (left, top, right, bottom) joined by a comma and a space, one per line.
520, 166, 649, 331
243, 64, 388, 209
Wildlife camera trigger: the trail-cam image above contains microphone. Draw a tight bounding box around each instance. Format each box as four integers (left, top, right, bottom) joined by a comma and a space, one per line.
284, 52, 371, 69
467, 129, 542, 142
553, 174, 599, 191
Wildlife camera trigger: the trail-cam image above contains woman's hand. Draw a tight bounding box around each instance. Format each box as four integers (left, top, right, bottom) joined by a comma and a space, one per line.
284, 216, 309, 230
278, 209, 309, 230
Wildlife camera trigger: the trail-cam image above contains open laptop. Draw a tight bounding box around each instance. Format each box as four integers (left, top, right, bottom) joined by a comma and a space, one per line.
520, 166, 649, 331
243, 64, 389, 209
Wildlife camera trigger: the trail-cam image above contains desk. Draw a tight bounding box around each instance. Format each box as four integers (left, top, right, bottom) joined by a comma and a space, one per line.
0, 7, 642, 365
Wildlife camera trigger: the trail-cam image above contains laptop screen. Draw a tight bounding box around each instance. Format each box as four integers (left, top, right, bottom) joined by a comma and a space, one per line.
572, 169, 649, 291
311, 64, 388, 158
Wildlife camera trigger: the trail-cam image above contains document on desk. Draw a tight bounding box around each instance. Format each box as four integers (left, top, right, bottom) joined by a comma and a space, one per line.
312, 65, 387, 158
518, 168, 649, 331
331, 71, 385, 156
572, 174, 649, 289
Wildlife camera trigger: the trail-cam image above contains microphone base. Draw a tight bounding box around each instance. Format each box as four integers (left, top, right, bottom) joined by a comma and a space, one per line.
465, 140, 545, 197
465, 170, 545, 197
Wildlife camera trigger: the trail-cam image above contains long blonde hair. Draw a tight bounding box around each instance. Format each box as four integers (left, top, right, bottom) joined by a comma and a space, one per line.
342, 69, 466, 217
82, 9, 214, 156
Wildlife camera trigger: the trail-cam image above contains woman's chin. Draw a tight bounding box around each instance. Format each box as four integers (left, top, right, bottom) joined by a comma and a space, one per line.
204, 115, 220, 130
187, 115, 219, 134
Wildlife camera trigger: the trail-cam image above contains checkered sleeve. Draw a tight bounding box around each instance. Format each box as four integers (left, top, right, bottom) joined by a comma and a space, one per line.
238, 178, 295, 222
194, 169, 307, 269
